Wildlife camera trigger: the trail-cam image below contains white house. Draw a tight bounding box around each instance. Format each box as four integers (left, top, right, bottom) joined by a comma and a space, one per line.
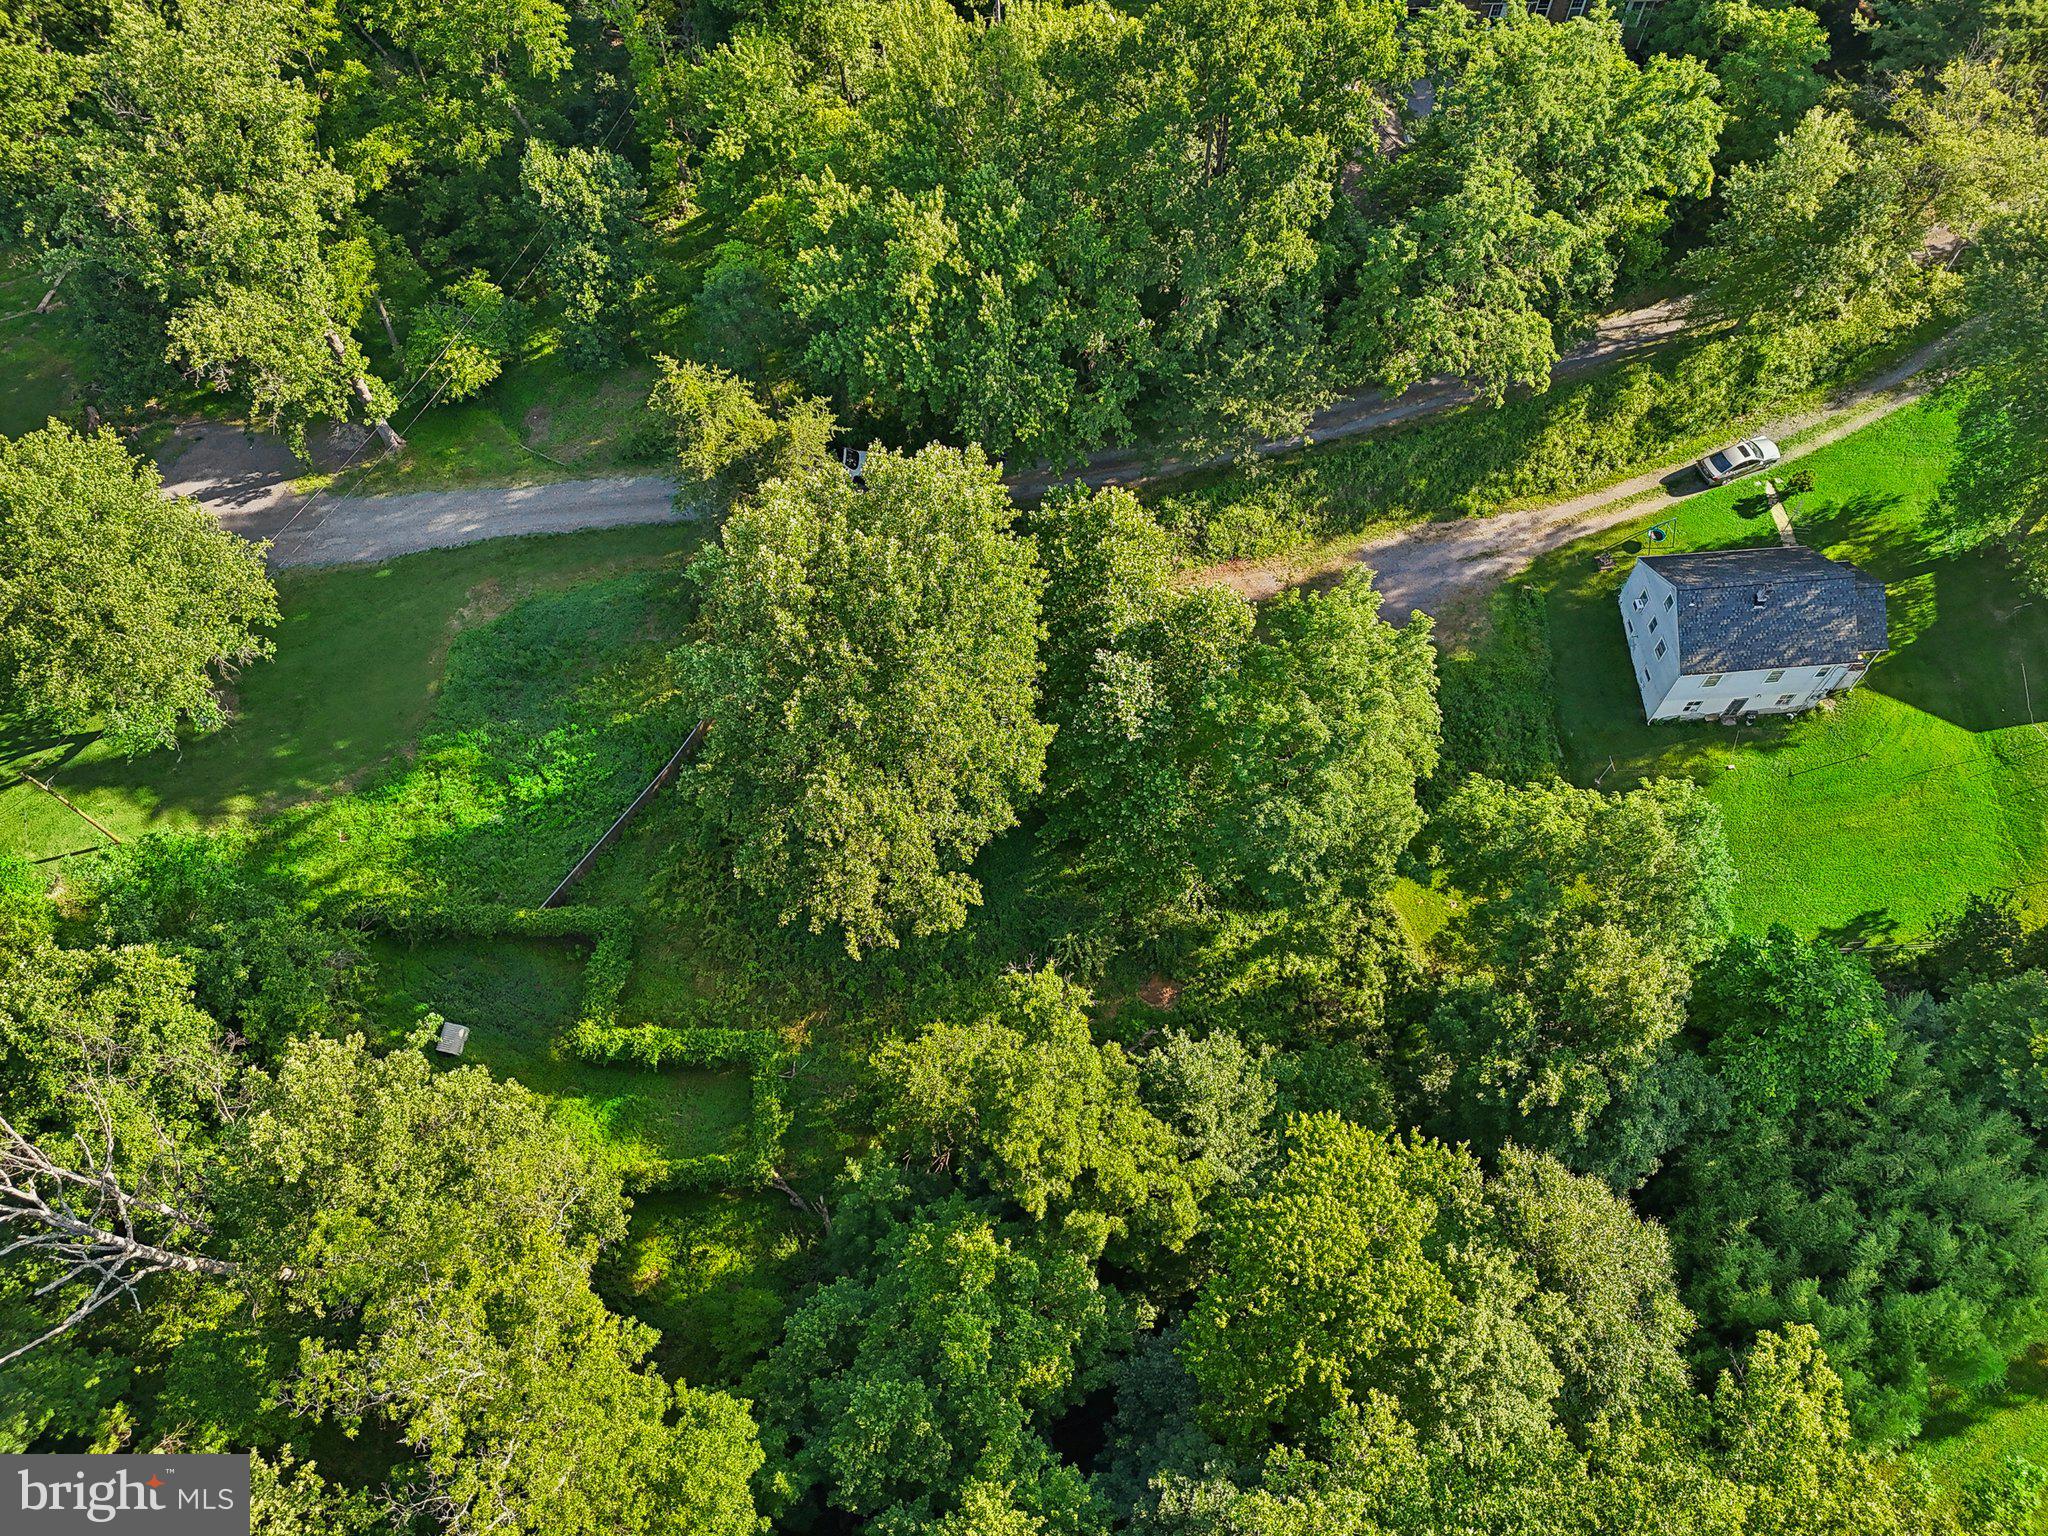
1619, 546, 1888, 723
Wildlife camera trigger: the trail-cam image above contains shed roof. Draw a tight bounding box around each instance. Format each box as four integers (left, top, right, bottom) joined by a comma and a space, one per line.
1639, 547, 1888, 674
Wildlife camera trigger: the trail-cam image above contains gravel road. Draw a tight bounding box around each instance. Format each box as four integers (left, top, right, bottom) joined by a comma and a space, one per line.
167, 299, 1692, 568
1196, 331, 1961, 625
162, 304, 1945, 597
264, 476, 686, 567
156, 425, 688, 567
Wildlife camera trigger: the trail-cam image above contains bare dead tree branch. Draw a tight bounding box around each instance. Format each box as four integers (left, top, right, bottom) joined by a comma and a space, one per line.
767, 1169, 830, 1234
0, 1112, 235, 1363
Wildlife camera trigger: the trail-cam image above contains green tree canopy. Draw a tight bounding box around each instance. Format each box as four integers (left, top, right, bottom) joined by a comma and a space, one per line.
1645, 0, 1829, 167
0, 423, 277, 753
682, 443, 1051, 955
1688, 926, 1896, 1121
1181, 1113, 1696, 1456
645, 355, 835, 503
1685, 61, 2047, 332
1416, 774, 1735, 1169
220, 1038, 765, 1536
1654, 1027, 2048, 1442
1936, 194, 2048, 591
400, 270, 526, 403
748, 1186, 1118, 1534
24, 0, 382, 434
870, 968, 1203, 1257
1335, 3, 1721, 400
1039, 490, 1439, 929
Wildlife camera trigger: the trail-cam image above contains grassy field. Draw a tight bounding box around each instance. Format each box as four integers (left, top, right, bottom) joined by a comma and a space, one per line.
363, 934, 753, 1187
1526, 400, 2048, 940
1911, 1348, 2048, 1532
0, 272, 89, 439
0, 523, 698, 868
348, 334, 661, 495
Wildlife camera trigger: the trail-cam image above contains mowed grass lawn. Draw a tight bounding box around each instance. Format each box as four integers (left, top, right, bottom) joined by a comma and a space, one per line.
1530, 400, 2048, 941
1911, 1347, 2048, 1533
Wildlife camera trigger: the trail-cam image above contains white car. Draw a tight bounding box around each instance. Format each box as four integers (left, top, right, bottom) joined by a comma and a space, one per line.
1697, 436, 1781, 486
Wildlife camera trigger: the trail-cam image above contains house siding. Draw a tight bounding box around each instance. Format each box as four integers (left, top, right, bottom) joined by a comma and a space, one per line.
1647, 663, 1856, 721
1617, 563, 1870, 722
1620, 563, 1683, 719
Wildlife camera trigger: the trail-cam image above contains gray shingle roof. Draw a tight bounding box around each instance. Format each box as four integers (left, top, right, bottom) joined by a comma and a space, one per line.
1640, 547, 1888, 674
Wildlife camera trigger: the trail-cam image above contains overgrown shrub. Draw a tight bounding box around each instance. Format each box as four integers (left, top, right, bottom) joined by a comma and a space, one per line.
1432, 585, 1562, 793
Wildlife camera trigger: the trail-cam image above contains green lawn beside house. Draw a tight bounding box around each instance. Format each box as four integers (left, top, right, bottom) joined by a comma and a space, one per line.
1530, 400, 2048, 940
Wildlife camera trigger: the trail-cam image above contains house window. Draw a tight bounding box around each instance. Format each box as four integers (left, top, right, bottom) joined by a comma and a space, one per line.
1633, 593, 1648, 610
1642, 668, 1651, 684
1567, 0, 1590, 12
1682, 700, 1702, 712
1618, 0, 1657, 26
1626, 620, 1635, 635
1664, 594, 1674, 609
1766, 670, 1785, 683
1526, 0, 1551, 14
1654, 640, 1667, 658
1482, 0, 1508, 18
1649, 617, 1659, 633
1776, 694, 1795, 705
1703, 674, 1723, 687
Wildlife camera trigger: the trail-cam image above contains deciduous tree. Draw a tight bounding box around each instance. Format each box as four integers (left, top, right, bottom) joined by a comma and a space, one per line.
0, 424, 277, 753
683, 444, 1051, 955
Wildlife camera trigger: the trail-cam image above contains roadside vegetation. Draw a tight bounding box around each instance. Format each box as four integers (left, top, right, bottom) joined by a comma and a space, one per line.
10, 0, 2048, 1534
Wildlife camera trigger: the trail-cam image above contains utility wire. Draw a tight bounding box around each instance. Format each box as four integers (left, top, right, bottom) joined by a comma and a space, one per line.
264, 103, 643, 553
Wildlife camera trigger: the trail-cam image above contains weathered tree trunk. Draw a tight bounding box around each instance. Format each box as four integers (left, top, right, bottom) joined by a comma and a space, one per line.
324, 328, 404, 452
0, 1113, 239, 1365
375, 296, 400, 353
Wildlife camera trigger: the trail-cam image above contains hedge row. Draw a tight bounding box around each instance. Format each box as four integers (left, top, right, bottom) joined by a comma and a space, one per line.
349, 897, 788, 1192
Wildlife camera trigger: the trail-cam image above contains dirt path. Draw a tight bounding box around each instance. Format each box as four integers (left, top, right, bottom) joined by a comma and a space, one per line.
1194, 331, 1961, 624
156, 423, 688, 567
1005, 297, 1693, 501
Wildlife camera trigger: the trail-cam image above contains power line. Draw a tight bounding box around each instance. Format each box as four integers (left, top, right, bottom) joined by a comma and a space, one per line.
264, 103, 643, 554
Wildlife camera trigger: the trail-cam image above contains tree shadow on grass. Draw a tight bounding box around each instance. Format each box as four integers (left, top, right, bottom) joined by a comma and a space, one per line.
1799, 491, 2048, 733
1816, 908, 1906, 955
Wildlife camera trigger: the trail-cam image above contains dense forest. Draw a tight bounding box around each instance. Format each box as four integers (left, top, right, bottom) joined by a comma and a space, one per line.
8, 0, 2048, 1532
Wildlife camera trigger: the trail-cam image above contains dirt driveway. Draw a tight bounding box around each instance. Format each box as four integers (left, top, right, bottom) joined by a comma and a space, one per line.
1194, 331, 1960, 625
157, 423, 687, 567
